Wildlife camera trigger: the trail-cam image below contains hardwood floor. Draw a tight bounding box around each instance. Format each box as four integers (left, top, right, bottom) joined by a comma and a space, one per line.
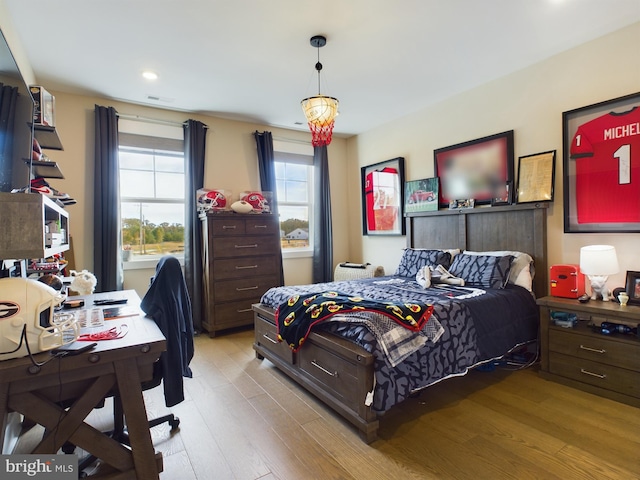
15, 329, 640, 479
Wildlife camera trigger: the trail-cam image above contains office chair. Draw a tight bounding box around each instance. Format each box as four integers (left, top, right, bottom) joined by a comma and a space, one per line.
74, 255, 195, 475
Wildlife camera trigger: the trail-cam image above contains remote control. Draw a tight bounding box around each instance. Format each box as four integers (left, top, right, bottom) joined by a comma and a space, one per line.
578, 294, 590, 303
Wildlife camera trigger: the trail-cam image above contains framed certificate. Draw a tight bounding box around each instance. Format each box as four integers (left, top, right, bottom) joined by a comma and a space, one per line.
516, 150, 556, 204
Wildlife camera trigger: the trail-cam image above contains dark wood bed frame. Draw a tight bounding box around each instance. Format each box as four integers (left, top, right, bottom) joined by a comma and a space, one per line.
253, 204, 548, 442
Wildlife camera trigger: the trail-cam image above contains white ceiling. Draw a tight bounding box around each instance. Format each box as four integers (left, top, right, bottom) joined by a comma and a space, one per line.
4, 0, 640, 137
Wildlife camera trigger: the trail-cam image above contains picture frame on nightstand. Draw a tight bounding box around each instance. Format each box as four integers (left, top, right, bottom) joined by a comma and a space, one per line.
625, 271, 640, 305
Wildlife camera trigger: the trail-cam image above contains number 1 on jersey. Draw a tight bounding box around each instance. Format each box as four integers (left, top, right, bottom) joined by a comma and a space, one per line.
614, 144, 630, 185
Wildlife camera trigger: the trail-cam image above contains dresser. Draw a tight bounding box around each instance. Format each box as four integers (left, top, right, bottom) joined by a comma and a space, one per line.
201, 212, 283, 336
537, 296, 640, 408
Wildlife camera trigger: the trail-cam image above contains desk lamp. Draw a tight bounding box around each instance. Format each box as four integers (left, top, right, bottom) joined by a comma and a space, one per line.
579, 245, 619, 301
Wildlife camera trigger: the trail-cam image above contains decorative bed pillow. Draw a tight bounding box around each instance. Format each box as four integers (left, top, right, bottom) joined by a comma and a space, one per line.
463, 250, 535, 291
449, 253, 513, 289
395, 248, 452, 278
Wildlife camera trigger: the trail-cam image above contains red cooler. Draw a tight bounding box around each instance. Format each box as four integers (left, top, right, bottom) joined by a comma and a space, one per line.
550, 264, 585, 298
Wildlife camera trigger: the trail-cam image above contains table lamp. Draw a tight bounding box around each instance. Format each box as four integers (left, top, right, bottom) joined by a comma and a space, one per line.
579, 245, 619, 301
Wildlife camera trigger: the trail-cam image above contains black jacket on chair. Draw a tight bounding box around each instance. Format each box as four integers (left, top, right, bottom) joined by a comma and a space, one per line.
140, 255, 195, 407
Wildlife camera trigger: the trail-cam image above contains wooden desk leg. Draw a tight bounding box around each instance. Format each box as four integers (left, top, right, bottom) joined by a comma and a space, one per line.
113, 359, 160, 480
0, 383, 8, 449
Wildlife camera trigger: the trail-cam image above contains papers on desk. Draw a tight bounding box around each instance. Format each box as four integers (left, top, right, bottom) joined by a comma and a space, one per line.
73, 308, 105, 329
102, 306, 142, 320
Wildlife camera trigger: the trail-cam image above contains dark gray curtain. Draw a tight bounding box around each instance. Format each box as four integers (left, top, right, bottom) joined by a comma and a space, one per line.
253, 131, 279, 216
312, 145, 333, 283
94, 105, 122, 292
0, 84, 18, 192
254, 130, 283, 285
183, 119, 207, 333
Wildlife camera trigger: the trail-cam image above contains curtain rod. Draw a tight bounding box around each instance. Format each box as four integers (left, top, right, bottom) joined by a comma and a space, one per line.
117, 113, 188, 128
272, 135, 312, 146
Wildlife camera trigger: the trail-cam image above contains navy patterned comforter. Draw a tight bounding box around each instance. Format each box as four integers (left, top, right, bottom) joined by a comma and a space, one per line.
260, 275, 538, 413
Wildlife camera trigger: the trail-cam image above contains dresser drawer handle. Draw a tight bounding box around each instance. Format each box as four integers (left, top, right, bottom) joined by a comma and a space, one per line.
580, 368, 606, 379
311, 360, 338, 378
579, 345, 606, 354
237, 308, 253, 313
262, 333, 278, 344
253, 225, 268, 229
222, 225, 237, 229
236, 286, 258, 291
235, 244, 258, 249
236, 265, 258, 270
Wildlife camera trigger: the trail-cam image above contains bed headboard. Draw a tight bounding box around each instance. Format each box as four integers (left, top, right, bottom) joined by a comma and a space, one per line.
406, 204, 548, 297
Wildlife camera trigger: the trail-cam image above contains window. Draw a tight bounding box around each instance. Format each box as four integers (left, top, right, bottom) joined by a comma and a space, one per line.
275, 151, 313, 254
118, 132, 185, 266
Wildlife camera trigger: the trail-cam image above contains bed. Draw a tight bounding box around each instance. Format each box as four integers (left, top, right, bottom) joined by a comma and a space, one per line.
253, 204, 548, 442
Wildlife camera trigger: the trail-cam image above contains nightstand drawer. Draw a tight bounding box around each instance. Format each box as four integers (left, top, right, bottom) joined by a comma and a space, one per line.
549, 352, 640, 399
549, 328, 640, 371
254, 314, 294, 364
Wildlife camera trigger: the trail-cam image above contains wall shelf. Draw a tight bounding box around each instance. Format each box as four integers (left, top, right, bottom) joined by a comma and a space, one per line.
33, 124, 63, 150
30, 160, 64, 179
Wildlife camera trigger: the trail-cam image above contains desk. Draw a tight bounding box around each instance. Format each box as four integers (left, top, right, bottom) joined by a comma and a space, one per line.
0, 290, 166, 479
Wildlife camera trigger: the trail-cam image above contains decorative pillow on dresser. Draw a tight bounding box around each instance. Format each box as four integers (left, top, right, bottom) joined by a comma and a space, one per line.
449, 253, 514, 289
395, 248, 452, 278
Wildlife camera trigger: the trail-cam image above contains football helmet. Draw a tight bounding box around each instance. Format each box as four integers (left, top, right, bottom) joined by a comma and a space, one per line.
197, 189, 227, 211
242, 192, 268, 213
0, 278, 78, 361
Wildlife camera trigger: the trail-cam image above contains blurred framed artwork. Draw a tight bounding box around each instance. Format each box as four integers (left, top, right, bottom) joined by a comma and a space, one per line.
361, 157, 405, 235
434, 130, 514, 208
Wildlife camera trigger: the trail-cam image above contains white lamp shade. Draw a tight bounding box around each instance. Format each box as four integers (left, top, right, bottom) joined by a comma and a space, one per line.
579, 245, 619, 276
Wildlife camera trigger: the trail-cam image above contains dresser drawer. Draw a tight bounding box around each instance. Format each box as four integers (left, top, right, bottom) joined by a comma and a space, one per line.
245, 216, 280, 236
209, 217, 246, 236
213, 255, 280, 280
213, 299, 256, 328
549, 328, 640, 371
254, 313, 293, 364
297, 339, 360, 406
549, 352, 640, 399
214, 275, 280, 302
213, 235, 280, 258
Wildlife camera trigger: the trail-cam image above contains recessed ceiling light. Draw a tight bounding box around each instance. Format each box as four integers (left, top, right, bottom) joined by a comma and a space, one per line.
142, 71, 158, 80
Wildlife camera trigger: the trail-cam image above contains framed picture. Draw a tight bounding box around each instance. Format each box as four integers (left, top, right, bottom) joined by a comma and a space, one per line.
449, 198, 475, 209
562, 92, 640, 233
516, 150, 556, 204
625, 271, 640, 306
491, 181, 512, 206
405, 177, 439, 213
361, 157, 405, 235
434, 130, 514, 208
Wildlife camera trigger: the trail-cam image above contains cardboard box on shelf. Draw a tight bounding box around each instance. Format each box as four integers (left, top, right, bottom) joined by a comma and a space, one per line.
30, 85, 55, 126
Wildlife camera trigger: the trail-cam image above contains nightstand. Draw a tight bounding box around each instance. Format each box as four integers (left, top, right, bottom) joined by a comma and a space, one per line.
537, 296, 640, 408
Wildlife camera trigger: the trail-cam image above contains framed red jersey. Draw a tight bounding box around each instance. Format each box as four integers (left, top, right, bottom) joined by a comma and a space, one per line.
563, 92, 640, 233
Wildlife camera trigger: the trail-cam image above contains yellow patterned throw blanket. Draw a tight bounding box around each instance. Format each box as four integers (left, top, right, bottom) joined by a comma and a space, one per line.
275, 291, 434, 352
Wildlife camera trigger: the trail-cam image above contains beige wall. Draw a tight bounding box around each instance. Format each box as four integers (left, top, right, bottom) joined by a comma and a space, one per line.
347, 22, 640, 294
46, 92, 349, 296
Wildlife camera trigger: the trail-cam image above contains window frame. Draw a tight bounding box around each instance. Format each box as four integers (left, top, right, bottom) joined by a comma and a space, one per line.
118, 132, 185, 270
274, 150, 314, 259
